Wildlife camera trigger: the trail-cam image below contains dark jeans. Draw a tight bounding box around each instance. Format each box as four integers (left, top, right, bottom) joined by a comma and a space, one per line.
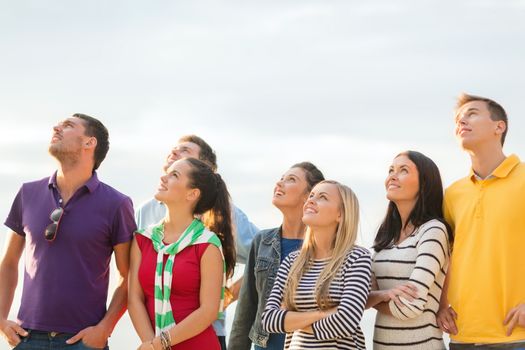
450, 342, 525, 350
218, 335, 226, 350
254, 333, 286, 350
14, 330, 109, 350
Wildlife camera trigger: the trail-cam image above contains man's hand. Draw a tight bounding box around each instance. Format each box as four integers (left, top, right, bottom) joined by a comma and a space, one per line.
504, 303, 525, 336
0, 319, 28, 348
436, 305, 458, 335
223, 287, 234, 309
66, 324, 110, 348
224, 278, 243, 309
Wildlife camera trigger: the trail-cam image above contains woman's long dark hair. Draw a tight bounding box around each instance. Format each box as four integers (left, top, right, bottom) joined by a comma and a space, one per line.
185, 157, 236, 278
373, 151, 453, 252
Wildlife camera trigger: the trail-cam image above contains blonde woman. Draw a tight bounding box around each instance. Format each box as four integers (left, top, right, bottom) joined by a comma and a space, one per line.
261, 180, 372, 350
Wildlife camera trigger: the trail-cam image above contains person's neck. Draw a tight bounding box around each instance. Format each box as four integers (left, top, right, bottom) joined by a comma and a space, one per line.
56, 162, 93, 204
468, 145, 506, 179
311, 225, 337, 259
163, 205, 195, 243
280, 207, 306, 239
396, 201, 415, 234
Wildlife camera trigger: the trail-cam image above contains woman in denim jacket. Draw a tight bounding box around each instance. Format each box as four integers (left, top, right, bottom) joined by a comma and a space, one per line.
228, 162, 324, 350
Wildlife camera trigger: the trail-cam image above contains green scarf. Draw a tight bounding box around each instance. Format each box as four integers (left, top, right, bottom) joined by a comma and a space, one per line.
137, 219, 226, 335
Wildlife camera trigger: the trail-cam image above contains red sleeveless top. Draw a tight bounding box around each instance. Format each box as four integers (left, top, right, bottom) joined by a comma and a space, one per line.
136, 234, 220, 350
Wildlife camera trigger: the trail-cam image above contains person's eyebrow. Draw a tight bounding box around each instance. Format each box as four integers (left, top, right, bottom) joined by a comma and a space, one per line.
62, 120, 76, 127
455, 107, 480, 121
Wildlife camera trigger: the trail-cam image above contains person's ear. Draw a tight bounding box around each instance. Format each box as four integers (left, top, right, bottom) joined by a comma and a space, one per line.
187, 188, 201, 202
495, 120, 506, 136
84, 136, 97, 149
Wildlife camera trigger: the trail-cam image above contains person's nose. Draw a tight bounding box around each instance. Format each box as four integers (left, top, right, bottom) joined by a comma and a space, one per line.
53, 123, 62, 133
457, 114, 468, 126
387, 171, 398, 181
305, 196, 316, 206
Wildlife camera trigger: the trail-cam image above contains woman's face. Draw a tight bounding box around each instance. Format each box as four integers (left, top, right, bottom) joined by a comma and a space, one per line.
272, 167, 309, 210
385, 154, 419, 206
302, 182, 341, 228
155, 159, 195, 205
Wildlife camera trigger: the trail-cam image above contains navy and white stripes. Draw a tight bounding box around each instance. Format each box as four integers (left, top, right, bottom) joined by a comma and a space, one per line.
261, 246, 372, 349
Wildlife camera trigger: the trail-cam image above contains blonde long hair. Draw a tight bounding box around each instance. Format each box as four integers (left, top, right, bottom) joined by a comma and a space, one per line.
283, 180, 360, 310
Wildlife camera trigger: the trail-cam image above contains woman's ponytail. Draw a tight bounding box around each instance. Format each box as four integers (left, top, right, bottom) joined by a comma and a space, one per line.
186, 158, 236, 278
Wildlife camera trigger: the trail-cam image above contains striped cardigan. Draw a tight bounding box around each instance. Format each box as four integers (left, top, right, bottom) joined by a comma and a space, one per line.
372, 219, 450, 350
262, 246, 372, 349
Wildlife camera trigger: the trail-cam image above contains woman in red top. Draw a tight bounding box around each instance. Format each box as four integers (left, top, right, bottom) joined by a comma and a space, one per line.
129, 158, 235, 350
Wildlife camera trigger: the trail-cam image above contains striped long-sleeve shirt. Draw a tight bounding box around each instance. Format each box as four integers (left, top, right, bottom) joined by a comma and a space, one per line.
261, 246, 372, 350
372, 219, 450, 350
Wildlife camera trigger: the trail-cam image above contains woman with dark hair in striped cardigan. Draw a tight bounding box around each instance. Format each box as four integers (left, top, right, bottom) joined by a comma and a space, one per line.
366, 151, 453, 350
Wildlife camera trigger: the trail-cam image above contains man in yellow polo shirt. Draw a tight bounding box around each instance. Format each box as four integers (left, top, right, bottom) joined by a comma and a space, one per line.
437, 93, 525, 349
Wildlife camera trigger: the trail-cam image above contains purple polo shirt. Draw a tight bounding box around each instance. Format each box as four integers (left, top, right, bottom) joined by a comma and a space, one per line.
4, 172, 136, 333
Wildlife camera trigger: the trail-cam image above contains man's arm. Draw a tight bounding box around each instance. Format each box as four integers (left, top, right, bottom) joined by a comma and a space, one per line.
0, 231, 28, 348
226, 206, 259, 306
436, 264, 458, 335
66, 241, 131, 347
232, 206, 258, 265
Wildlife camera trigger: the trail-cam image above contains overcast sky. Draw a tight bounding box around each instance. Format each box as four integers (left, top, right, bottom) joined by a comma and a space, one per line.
1, 1, 524, 348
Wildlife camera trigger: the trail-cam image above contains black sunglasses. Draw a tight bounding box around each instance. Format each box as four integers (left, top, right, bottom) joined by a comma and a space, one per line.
44, 207, 64, 241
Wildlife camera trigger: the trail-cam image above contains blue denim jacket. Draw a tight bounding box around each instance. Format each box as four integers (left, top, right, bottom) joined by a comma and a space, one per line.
228, 227, 282, 350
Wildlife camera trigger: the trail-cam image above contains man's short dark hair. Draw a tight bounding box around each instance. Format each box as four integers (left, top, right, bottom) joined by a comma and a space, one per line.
456, 93, 508, 146
74, 113, 109, 170
178, 135, 217, 172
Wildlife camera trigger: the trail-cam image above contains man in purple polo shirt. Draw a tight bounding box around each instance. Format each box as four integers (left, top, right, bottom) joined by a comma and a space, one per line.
0, 114, 136, 349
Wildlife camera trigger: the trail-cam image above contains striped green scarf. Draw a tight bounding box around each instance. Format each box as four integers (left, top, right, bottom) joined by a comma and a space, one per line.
137, 219, 226, 335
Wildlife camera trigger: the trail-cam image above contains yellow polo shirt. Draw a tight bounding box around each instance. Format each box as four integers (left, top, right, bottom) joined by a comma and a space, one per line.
444, 154, 525, 343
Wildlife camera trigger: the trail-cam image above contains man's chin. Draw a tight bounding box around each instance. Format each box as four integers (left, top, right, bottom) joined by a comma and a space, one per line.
48, 144, 60, 157
48, 146, 81, 165
459, 139, 475, 152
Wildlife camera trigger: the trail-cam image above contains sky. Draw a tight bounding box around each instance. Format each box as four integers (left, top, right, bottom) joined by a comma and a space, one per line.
1, 1, 524, 349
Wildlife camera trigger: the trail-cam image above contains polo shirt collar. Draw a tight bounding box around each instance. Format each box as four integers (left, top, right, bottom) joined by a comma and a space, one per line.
48, 171, 101, 193
85, 172, 100, 192
469, 154, 521, 181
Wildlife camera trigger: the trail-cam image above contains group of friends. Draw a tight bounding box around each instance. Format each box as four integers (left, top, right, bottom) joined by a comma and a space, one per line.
0, 92, 524, 350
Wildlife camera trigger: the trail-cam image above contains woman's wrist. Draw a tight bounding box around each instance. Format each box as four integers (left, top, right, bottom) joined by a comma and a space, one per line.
318, 307, 337, 319
381, 290, 391, 302
318, 309, 327, 320
151, 336, 163, 350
